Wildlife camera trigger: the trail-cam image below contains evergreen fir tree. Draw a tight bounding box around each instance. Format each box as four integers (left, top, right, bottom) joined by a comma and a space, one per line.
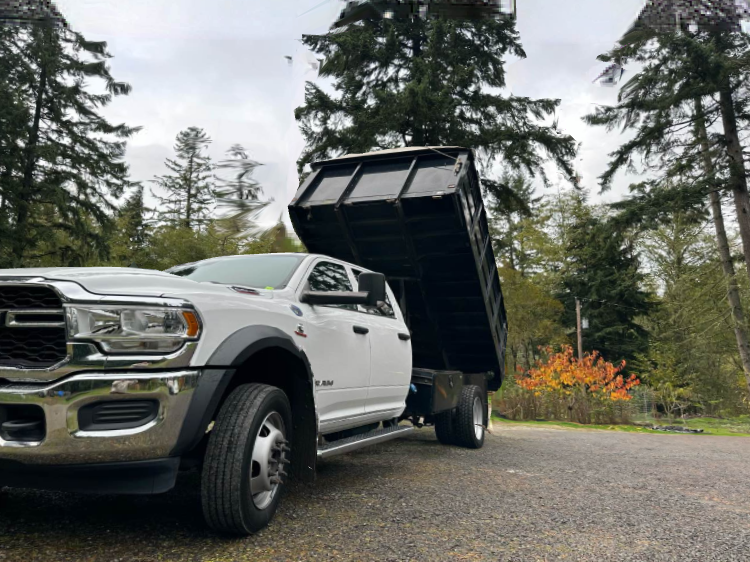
559, 213, 651, 368
111, 185, 152, 267
587, 29, 750, 280
484, 172, 541, 274
638, 217, 745, 415
214, 144, 262, 202
153, 127, 215, 230
0, 23, 138, 267
584, 29, 750, 389
295, 16, 577, 180
0, 26, 27, 251
213, 144, 269, 240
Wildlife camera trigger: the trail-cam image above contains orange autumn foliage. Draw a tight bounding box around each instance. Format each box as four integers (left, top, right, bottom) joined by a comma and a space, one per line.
517, 345, 640, 402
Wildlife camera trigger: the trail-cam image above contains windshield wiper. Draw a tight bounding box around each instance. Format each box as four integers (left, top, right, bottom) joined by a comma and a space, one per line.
205, 281, 263, 294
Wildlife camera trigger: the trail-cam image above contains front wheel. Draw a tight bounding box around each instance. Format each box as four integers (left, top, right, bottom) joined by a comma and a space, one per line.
454, 385, 486, 449
201, 383, 292, 535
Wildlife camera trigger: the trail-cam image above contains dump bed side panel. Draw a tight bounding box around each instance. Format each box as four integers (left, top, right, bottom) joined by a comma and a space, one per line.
289, 148, 507, 390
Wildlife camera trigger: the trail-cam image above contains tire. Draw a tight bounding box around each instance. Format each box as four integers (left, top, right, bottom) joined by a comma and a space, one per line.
434, 409, 457, 445
453, 385, 486, 449
201, 383, 292, 535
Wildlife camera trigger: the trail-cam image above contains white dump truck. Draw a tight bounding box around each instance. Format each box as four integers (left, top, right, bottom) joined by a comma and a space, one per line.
0, 146, 507, 535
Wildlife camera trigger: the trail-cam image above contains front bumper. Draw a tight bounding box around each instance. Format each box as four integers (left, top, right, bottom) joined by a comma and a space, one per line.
0, 370, 200, 465
0, 458, 181, 495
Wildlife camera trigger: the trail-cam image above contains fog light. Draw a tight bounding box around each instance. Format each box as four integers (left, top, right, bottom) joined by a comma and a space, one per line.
78, 400, 159, 431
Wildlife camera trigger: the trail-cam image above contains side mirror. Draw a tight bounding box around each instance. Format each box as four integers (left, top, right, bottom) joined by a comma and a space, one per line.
357, 272, 386, 307
299, 271, 387, 308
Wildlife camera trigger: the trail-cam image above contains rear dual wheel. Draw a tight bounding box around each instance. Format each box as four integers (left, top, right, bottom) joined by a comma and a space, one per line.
434, 409, 457, 445
435, 385, 486, 449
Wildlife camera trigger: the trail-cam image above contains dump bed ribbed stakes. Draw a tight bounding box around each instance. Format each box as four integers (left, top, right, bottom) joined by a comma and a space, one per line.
289, 146, 507, 391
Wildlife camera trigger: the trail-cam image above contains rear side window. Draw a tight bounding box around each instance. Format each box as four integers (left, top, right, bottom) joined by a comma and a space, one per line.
352, 269, 396, 318
306, 261, 356, 311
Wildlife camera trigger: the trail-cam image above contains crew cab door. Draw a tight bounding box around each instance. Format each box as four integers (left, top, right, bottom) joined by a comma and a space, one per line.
296, 259, 371, 427
352, 269, 413, 415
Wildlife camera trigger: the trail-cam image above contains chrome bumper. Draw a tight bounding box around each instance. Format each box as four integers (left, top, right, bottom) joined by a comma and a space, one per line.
0, 370, 200, 465
0, 341, 199, 383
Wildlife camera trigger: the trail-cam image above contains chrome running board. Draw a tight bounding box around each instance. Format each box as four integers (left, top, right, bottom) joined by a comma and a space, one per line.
317, 425, 414, 459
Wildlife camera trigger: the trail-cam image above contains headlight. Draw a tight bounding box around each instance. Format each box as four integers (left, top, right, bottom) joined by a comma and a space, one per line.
66, 306, 201, 354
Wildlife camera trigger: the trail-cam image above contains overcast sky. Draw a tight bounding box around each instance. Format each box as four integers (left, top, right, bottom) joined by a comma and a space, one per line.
54, 0, 648, 223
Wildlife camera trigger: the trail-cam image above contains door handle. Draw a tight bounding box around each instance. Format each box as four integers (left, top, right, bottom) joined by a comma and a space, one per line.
353, 325, 369, 335
398, 332, 411, 341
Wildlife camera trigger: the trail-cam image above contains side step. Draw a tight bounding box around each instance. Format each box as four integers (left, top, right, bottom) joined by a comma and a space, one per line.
317, 425, 414, 459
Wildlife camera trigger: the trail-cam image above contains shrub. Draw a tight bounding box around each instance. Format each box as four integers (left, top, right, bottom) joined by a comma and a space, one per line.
499, 345, 640, 424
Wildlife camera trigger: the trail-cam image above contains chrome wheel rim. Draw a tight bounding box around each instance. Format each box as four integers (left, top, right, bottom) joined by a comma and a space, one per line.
473, 396, 484, 441
250, 411, 287, 510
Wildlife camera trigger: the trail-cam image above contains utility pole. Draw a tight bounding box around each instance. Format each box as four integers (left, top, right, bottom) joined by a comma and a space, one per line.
576, 298, 583, 362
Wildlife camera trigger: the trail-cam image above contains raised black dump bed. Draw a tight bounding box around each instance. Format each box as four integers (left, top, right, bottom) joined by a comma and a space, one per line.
289, 146, 507, 392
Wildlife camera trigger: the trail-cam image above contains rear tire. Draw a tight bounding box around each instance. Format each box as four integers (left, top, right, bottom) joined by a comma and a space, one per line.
201, 383, 292, 535
454, 385, 486, 449
434, 410, 457, 445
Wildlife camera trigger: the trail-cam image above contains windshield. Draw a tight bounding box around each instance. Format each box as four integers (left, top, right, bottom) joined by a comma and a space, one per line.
167, 255, 304, 289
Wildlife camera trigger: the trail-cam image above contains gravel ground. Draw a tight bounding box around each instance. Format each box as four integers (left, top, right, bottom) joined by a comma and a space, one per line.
2, 425, 750, 562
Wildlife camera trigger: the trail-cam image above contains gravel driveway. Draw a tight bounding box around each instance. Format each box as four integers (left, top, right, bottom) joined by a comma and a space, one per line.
2, 425, 750, 561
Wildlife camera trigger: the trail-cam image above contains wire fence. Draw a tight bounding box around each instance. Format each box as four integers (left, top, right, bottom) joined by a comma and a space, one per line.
628, 387, 662, 425
630, 387, 658, 416
492, 385, 667, 426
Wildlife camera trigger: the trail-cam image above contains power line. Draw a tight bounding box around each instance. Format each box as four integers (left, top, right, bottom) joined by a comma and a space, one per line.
297, 0, 332, 18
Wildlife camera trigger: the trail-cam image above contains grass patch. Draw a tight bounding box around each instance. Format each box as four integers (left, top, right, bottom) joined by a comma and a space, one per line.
492, 417, 660, 434
491, 416, 750, 436
676, 417, 750, 436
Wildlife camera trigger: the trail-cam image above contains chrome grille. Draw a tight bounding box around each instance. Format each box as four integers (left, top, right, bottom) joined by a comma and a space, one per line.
0, 286, 67, 368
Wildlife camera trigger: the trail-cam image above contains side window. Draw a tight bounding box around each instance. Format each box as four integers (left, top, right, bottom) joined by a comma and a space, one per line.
352, 269, 396, 318
306, 261, 357, 311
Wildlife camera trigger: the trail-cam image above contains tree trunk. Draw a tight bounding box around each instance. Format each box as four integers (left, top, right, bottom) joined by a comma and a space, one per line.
0, 152, 13, 218
516, 217, 525, 276
695, 97, 750, 392
411, 27, 424, 147
507, 219, 516, 270
709, 190, 750, 392
0, 167, 9, 226
14, 29, 49, 266
185, 153, 194, 230
524, 341, 534, 372
717, 84, 750, 283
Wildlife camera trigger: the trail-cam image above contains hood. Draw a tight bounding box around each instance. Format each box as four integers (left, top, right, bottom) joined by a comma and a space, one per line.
0, 267, 207, 298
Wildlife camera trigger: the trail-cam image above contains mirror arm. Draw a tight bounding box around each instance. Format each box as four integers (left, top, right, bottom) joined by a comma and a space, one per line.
300, 291, 371, 305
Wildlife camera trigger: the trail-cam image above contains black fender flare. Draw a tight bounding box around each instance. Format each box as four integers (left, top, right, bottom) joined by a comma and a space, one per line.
208, 325, 313, 370
171, 325, 318, 481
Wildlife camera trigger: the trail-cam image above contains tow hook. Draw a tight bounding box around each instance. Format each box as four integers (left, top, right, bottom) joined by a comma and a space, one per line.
1, 419, 44, 442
